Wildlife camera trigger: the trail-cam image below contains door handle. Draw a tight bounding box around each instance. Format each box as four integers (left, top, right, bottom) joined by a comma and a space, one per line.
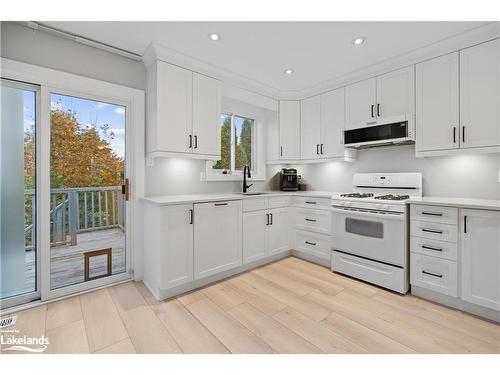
422, 228, 443, 234
422, 245, 442, 252
189, 134, 193, 148
453, 127, 456, 143
305, 201, 317, 205
214, 202, 228, 206
194, 135, 198, 149
377, 103, 381, 117
320, 144, 324, 154
266, 213, 270, 225
464, 215, 467, 234
316, 144, 319, 155
189, 209, 193, 224
421, 211, 443, 217
305, 218, 317, 222
370, 104, 374, 118
462, 126, 465, 143
422, 270, 443, 278
269, 213, 273, 225
305, 241, 317, 246
280, 146, 283, 157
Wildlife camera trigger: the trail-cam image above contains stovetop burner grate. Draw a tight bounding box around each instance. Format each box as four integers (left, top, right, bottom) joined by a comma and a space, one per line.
340, 192, 374, 198
374, 194, 410, 201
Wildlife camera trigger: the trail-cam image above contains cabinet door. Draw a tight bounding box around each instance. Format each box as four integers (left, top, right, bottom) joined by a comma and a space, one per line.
321, 88, 345, 158
460, 39, 500, 149
279, 100, 301, 159
345, 78, 377, 129
376, 66, 414, 124
152, 61, 192, 154
194, 201, 242, 280
416, 53, 459, 152
300, 95, 321, 159
243, 211, 269, 264
161, 204, 194, 289
461, 209, 500, 311
192, 72, 221, 156
266, 110, 281, 162
267, 207, 290, 255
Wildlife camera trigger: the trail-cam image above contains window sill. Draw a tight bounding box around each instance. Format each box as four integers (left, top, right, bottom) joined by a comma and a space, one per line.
203, 172, 266, 182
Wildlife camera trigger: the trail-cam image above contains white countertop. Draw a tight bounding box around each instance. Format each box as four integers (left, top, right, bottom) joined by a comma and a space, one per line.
141, 191, 340, 206
408, 197, 500, 211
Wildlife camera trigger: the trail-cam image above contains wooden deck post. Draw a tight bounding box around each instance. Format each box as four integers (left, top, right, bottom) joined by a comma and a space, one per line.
68, 190, 79, 246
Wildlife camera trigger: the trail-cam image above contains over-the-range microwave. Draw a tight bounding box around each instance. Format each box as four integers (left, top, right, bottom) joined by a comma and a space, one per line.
344, 118, 414, 149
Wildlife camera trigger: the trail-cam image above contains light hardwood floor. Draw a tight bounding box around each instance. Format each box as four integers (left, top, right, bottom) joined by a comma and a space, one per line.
1, 256, 499, 354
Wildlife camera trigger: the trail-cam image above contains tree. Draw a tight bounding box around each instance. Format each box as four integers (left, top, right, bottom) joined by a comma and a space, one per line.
235, 119, 252, 170
212, 115, 231, 170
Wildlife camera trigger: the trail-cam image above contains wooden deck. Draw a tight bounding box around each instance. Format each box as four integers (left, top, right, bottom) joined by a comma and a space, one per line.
23, 228, 125, 291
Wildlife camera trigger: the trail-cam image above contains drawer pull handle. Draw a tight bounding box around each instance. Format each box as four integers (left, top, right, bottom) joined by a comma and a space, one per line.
422, 228, 443, 234
305, 201, 317, 205
305, 241, 317, 246
305, 218, 317, 222
422, 270, 443, 278
214, 202, 228, 206
422, 245, 443, 252
421, 211, 443, 217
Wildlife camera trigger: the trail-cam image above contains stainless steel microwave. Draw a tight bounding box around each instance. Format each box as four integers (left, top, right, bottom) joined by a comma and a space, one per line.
344, 120, 414, 149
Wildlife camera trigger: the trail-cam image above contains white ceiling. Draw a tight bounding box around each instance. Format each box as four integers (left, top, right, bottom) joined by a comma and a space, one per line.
44, 21, 488, 94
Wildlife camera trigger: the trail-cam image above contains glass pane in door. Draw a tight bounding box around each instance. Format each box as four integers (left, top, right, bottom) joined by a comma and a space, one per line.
49, 93, 126, 290
0, 80, 38, 302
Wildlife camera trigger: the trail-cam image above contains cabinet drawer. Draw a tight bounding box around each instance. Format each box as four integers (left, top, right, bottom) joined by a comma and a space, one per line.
268, 195, 291, 209
410, 236, 457, 261
294, 208, 331, 234
410, 220, 457, 243
410, 204, 458, 224
410, 253, 457, 297
243, 197, 268, 212
293, 196, 331, 208
294, 230, 331, 260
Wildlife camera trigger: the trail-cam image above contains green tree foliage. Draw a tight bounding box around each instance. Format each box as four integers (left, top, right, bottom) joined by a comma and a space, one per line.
235, 118, 252, 170
212, 115, 232, 170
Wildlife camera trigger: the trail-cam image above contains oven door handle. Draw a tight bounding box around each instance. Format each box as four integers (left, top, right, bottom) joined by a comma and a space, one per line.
330, 206, 404, 220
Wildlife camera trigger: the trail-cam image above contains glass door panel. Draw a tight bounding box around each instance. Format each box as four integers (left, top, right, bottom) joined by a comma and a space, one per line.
0, 79, 39, 307
49, 93, 126, 290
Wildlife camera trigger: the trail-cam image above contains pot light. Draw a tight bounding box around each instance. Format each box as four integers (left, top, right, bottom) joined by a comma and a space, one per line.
284, 68, 294, 75
352, 37, 366, 45
208, 32, 220, 41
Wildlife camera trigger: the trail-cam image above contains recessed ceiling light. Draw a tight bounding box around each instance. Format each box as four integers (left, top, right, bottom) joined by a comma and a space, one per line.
352, 37, 366, 46
284, 69, 294, 75
208, 32, 220, 41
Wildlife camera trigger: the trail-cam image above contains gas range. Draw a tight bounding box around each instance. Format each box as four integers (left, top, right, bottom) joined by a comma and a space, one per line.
330, 172, 422, 294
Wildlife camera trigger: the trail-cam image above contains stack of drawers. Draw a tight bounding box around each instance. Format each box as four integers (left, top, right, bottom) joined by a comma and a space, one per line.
409, 204, 459, 297
292, 196, 332, 261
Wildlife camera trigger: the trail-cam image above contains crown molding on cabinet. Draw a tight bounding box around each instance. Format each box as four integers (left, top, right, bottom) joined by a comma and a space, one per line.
143, 22, 500, 102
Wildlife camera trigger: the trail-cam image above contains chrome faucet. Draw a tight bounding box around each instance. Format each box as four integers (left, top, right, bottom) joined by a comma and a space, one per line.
243, 165, 253, 193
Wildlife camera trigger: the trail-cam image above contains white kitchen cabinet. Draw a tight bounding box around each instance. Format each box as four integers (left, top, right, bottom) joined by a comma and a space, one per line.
461, 209, 500, 311
192, 72, 221, 157
266, 111, 281, 162
416, 53, 460, 152
268, 207, 290, 255
300, 95, 321, 159
345, 66, 414, 130
320, 88, 346, 158
345, 77, 377, 129
459, 39, 500, 149
279, 100, 301, 160
143, 202, 194, 297
243, 210, 269, 263
146, 60, 221, 160
194, 200, 242, 279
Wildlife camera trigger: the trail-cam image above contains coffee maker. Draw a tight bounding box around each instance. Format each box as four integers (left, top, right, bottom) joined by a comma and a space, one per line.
279, 168, 298, 191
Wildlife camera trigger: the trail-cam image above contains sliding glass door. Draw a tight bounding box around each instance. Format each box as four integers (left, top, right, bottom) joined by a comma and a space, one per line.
0, 79, 40, 308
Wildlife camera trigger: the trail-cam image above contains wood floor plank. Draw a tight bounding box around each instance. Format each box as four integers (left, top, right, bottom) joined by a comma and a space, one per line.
273, 307, 367, 353
224, 277, 286, 316
322, 311, 417, 354
177, 290, 207, 306
45, 296, 83, 331
201, 282, 245, 310
46, 320, 90, 354
109, 282, 147, 313
120, 305, 182, 353
252, 265, 315, 296
134, 281, 159, 306
186, 298, 274, 353
153, 299, 229, 354
79, 288, 129, 352
94, 338, 136, 354
238, 272, 331, 322
267, 261, 345, 296
228, 303, 322, 354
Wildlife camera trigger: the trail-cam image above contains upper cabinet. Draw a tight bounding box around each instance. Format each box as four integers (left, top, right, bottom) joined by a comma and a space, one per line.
300, 95, 321, 159
345, 66, 414, 130
279, 100, 301, 160
416, 39, 500, 156
146, 60, 221, 160
459, 39, 500, 149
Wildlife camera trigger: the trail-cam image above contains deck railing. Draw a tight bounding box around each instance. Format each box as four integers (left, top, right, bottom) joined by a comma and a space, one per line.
24, 186, 124, 249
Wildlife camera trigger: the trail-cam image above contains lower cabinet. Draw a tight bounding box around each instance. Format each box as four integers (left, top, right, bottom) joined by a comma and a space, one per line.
243, 207, 290, 264
294, 229, 331, 260
461, 209, 500, 311
194, 200, 243, 279
410, 253, 458, 297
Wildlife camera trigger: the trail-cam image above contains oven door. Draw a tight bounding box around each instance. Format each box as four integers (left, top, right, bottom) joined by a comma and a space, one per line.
331, 206, 406, 267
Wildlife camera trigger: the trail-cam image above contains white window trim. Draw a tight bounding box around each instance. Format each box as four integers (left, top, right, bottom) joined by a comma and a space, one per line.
204, 100, 266, 181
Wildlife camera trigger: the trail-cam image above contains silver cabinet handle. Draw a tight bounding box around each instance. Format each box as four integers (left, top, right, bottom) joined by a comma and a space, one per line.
422, 245, 442, 252
422, 270, 443, 278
